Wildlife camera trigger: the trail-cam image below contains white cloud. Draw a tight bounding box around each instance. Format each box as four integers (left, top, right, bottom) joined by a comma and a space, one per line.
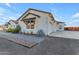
9, 16, 17, 20
55, 15, 79, 27
67, 12, 79, 26
55, 12, 79, 27
0, 7, 18, 25
72, 13, 79, 18
65, 19, 79, 27
0, 7, 7, 20
5, 3, 11, 7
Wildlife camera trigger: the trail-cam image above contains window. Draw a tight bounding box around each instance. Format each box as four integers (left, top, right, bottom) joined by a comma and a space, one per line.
23, 18, 35, 29
27, 21, 30, 23
59, 25, 62, 29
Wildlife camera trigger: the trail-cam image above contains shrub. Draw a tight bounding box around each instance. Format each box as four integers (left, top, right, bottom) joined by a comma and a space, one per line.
6, 25, 21, 33
26, 32, 30, 35
24, 31, 34, 35
6, 28, 13, 32
37, 30, 45, 36
14, 25, 21, 33
30, 31, 33, 35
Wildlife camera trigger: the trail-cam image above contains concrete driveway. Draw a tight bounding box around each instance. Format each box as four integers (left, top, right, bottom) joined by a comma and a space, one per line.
49, 31, 79, 39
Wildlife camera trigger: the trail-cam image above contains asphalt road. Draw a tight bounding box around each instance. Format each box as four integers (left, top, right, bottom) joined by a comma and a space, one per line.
0, 36, 79, 55
0, 37, 30, 55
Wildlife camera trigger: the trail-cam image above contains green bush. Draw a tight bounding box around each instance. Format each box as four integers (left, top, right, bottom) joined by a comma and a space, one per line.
30, 31, 33, 35
6, 25, 21, 33
24, 31, 34, 35
6, 28, 13, 32
26, 32, 30, 35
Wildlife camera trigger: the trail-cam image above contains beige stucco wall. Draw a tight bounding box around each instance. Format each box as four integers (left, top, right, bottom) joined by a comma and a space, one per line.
47, 14, 65, 35
18, 10, 49, 35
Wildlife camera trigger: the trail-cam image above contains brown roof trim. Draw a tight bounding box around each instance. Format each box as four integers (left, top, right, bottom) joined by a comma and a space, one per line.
29, 13, 40, 17
17, 8, 52, 21
22, 17, 36, 21
22, 13, 40, 20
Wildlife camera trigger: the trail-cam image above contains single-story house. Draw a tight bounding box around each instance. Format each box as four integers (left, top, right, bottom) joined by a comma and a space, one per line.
5, 20, 18, 30
0, 25, 6, 31
17, 8, 65, 35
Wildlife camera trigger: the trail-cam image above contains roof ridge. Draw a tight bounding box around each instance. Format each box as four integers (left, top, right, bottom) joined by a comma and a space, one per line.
28, 8, 51, 14
17, 8, 52, 21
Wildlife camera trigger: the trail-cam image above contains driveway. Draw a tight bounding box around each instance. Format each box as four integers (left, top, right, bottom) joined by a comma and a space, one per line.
27, 37, 79, 55
49, 31, 79, 39
0, 36, 79, 55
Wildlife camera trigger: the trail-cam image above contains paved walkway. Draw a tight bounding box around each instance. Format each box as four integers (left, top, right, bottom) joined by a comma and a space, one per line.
49, 31, 79, 39
0, 31, 44, 47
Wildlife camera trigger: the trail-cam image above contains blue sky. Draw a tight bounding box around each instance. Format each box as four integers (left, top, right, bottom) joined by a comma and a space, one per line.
0, 3, 79, 26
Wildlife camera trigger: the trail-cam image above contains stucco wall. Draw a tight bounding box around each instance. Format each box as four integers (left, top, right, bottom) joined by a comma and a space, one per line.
47, 15, 64, 35
18, 11, 48, 35
47, 14, 58, 35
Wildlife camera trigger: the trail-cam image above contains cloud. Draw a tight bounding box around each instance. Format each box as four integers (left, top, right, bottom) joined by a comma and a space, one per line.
72, 13, 79, 18
5, 3, 11, 7
61, 14, 79, 26
0, 7, 19, 25
55, 12, 79, 27
9, 16, 17, 20
55, 15, 79, 27
67, 12, 79, 26
0, 7, 8, 20
65, 19, 79, 27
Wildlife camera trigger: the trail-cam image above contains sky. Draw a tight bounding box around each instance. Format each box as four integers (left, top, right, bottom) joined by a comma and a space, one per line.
0, 3, 79, 27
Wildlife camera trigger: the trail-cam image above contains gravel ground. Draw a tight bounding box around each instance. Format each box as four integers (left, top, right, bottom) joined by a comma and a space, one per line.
0, 31, 45, 47
0, 31, 44, 43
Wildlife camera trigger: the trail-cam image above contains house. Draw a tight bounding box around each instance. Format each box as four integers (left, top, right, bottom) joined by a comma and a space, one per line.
17, 8, 65, 35
0, 25, 6, 31
5, 20, 18, 30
